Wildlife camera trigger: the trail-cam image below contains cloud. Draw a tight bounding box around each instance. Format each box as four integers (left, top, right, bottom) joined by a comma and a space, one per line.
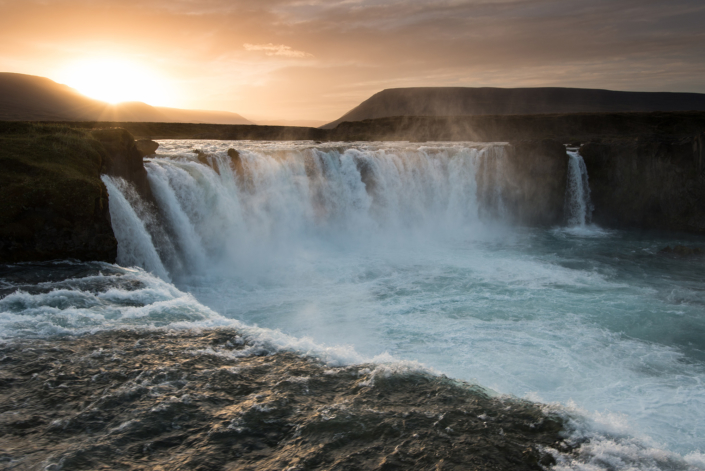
243, 43, 312, 58
1, 0, 705, 121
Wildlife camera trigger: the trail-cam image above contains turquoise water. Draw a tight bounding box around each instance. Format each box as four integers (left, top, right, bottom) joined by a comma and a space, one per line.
2, 140, 704, 469
182, 224, 705, 459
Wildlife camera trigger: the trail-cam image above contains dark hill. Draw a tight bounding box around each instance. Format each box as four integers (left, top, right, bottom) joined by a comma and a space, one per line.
322, 87, 705, 128
0, 73, 252, 125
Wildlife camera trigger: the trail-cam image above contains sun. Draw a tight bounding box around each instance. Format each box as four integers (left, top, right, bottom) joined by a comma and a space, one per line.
58, 59, 174, 106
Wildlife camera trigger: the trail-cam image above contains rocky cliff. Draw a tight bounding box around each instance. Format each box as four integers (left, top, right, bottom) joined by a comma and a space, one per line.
502, 140, 568, 226
580, 133, 705, 233
91, 128, 154, 203
0, 124, 160, 263
0, 123, 117, 263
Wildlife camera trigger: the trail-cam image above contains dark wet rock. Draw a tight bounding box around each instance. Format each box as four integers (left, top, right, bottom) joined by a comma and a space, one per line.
227, 148, 246, 179
580, 133, 705, 233
0, 329, 570, 470
193, 148, 209, 166
93, 128, 154, 204
660, 245, 705, 257
135, 139, 159, 157
194, 148, 247, 181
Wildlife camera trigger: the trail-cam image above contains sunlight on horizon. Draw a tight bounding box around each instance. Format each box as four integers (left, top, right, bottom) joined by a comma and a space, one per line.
57, 59, 175, 106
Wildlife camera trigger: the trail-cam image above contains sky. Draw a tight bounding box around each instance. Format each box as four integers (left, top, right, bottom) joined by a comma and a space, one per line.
1, 0, 705, 124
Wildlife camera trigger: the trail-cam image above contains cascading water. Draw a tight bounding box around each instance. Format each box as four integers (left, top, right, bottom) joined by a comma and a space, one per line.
101, 175, 171, 281
108, 142, 505, 279
18, 140, 702, 470
564, 149, 594, 226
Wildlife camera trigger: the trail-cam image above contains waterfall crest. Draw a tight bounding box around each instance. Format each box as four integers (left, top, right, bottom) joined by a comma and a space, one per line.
101, 142, 584, 279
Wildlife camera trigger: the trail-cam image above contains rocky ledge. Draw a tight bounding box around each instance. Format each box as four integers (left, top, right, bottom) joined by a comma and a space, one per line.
0, 329, 569, 470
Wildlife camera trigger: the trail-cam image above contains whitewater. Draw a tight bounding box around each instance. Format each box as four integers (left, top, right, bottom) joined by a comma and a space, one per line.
1, 141, 704, 470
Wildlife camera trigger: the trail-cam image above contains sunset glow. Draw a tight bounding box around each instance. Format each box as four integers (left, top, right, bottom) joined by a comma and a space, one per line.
57, 59, 174, 106
2, 0, 705, 123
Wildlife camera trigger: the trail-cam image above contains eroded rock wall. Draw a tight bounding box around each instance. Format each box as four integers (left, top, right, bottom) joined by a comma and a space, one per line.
580, 133, 705, 233
502, 140, 568, 226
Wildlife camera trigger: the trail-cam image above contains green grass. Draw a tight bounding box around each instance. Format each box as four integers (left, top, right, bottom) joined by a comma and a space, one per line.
0, 123, 109, 233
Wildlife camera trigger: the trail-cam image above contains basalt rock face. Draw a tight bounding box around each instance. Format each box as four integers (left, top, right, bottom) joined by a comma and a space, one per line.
0, 329, 569, 470
0, 124, 117, 263
92, 128, 154, 204
580, 133, 705, 233
502, 140, 569, 226
477, 140, 568, 226
135, 138, 159, 157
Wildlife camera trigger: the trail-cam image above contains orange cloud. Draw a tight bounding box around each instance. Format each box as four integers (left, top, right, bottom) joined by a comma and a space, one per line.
0, 0, 704, 122
243, 43, 312, 58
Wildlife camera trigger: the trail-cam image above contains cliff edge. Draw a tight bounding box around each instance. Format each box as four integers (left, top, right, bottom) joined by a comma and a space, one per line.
581, 133, 705, 233
0, 123, 118, 263
0, 122, 163, 263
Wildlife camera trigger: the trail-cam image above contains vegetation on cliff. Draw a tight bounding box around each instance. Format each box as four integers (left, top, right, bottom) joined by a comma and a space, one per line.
0, 123, 116, 262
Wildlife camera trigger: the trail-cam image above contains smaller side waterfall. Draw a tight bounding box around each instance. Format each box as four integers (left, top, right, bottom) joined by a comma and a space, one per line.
564, 150, 593, 226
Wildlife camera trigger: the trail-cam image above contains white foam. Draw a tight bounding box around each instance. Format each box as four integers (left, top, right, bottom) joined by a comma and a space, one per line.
546, 401, 705, 470
4, 141, 701, 470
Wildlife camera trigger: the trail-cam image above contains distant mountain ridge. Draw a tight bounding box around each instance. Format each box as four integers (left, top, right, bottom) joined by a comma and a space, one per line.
0, 73, 252, 125
321, 87, 705, 129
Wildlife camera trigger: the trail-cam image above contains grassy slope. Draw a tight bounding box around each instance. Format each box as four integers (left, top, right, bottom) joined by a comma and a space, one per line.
0, 122, 114, 261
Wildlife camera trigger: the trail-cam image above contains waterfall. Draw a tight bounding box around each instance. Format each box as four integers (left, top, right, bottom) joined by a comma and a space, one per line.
101, 143, 515, 279
564, 150, 593, 226
101, 176, 171, 281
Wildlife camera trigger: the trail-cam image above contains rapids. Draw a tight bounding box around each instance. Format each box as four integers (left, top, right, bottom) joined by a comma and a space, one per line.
2, 140, 704, 470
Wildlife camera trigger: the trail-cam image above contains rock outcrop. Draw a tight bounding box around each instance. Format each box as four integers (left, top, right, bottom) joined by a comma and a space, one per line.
135, 139, 159, 157
0, 123, 117, 262
91, 128, 154, 203
580, 133, 705, 233
325, 112, 705, 143
0, 124, 162, 263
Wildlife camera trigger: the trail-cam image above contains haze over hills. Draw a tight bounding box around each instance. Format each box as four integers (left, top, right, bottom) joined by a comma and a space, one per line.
321, 87, 705, 129
0, 73, 252, 125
